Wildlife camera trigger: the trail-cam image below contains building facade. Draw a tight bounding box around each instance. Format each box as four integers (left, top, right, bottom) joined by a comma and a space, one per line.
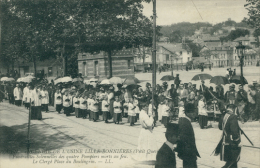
78, 48, 134, 80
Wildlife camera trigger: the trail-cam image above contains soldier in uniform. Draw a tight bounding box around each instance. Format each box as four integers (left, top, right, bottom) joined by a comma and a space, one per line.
214, 105, 241, 168
235, 85, 248, 123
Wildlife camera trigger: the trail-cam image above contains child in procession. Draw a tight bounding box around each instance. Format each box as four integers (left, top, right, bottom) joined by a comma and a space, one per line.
41, 86, 49, 113
63, 91, 72, 116
92, 95, 99, 122
161, 97, 171, 127
55, 89, 62, 113
102, 95, 110, 123
128, 99, 136, 126
74, 91, 81, 118
87, 93, 93, 120
113, 94, 122, 124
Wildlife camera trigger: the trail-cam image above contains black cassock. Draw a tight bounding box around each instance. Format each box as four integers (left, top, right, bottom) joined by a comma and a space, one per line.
177, 117, 200, 168
156, 143, 176, 168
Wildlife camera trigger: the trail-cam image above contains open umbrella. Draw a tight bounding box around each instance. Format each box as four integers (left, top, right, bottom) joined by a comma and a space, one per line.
100, 79, 111, 85
22, 77, 33, 83
0, 77, 8, 81
61, 76, 72, 83
17, 78, 24, 82
109, 77, 122, 84
210, 76, 230, 85
191, 74, 212, 81
89, 78, 98, 83
54, 78, 62, 85
160, 75, 174, 81
123, 76, 140, 85
5, 77, 15, 82
72, 77, 83, 82
230, 75, 248, 85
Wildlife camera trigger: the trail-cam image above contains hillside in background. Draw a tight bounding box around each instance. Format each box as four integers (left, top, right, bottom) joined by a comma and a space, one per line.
160, 19, 251, 38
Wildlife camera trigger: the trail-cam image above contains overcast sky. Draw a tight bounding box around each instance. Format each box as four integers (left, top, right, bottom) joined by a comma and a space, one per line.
142, 0, 249, 25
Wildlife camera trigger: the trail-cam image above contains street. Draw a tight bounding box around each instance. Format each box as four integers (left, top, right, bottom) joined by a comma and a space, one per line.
1, 67, 260, 168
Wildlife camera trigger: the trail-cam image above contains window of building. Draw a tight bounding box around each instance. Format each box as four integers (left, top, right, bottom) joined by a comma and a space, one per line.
94, 61, 99, 76
82, 62, 86, 76
166, 54, 169, 61
180, 51, 182, 55
128, 60, 131, 69
48, 67, 53, 76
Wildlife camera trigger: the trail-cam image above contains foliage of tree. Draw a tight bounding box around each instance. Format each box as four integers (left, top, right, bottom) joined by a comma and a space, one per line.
220, 29, 250, 42
184, 39, 202, 57
160, 22, 212, 37
1, 0, 155, 78
244, 0, 260, 29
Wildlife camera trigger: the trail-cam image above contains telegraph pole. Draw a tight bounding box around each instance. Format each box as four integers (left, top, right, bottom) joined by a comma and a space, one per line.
152, 0, 156, 113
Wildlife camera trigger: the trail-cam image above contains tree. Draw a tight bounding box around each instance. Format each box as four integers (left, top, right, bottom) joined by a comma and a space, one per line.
220, 29, 250, 42
244, 0, 260, 29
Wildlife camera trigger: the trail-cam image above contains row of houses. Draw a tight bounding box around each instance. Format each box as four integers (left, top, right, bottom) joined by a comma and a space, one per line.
1, 36, 259, 80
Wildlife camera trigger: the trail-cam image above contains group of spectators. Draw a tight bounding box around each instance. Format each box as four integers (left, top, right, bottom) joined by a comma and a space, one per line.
0, 73, 259, 127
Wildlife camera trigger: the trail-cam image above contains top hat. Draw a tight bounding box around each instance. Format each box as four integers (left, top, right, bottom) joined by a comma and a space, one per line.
165, 123, 179, 135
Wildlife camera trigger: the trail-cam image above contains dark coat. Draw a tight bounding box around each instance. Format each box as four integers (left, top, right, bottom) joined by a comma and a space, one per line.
177, 117, 200, 161
215, 112, 241, 162
156, 143, 176, 168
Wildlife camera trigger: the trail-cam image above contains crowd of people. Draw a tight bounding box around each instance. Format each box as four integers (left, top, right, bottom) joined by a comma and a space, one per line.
0, 73, 259, 168
0, 74, 259, 126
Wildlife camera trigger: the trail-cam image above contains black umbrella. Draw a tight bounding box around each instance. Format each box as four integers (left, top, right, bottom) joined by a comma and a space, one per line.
230, 75, 248, 85
160, 75, 175, 81
210, 76, 230, 85
123, 76, 140, 85
191, 74, 212, 81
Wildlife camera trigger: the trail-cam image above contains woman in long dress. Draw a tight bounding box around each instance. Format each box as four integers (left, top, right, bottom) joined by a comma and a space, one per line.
132, 102, 158, 162
198, 95, 208, 129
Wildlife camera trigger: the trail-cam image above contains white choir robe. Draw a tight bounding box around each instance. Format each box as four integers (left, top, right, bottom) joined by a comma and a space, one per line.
31, 89, 42, 107
79, 97, 87, 110
54, 93, 62, 108
73, 97, 80, 109
161, 104, 170, 117
113, 101, 122, 113
128, 103, 136, 116
87, 98, 92, 111
14, 87, 22, 100
41, 90, 49, 105
22, 87, 29, 103
158, 104, 163, 121
102, 100, 109, 112
63, 95, 72, 107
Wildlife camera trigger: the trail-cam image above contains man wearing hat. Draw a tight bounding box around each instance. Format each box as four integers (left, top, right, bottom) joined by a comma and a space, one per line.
235, 84, 248, 123
177, 106, 200, 168
156, 123, 178, 168
252, 80, 258, 90
214, 104, 241, 168
177, 84, 189, 102
225, 84, 237, 105
174, 74, 180, 89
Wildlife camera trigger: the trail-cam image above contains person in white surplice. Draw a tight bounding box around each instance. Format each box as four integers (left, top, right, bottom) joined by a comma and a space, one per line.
132, 101, 158, 162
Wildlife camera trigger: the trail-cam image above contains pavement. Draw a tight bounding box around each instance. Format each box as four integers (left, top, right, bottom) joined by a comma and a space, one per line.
0, 67, 260, 168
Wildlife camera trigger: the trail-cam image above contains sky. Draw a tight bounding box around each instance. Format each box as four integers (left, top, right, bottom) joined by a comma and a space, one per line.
142, 0, 249, 26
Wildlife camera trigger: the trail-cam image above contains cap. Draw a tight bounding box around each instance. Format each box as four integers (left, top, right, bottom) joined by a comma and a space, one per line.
163, 82, 168, 86
146, 82, 151, 87
109, 86, 114, 90
165, 123, 179, 135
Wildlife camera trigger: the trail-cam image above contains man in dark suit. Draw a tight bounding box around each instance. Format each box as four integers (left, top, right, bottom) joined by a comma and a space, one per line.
177, 110, 200, 168
156, 123, 179, 168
